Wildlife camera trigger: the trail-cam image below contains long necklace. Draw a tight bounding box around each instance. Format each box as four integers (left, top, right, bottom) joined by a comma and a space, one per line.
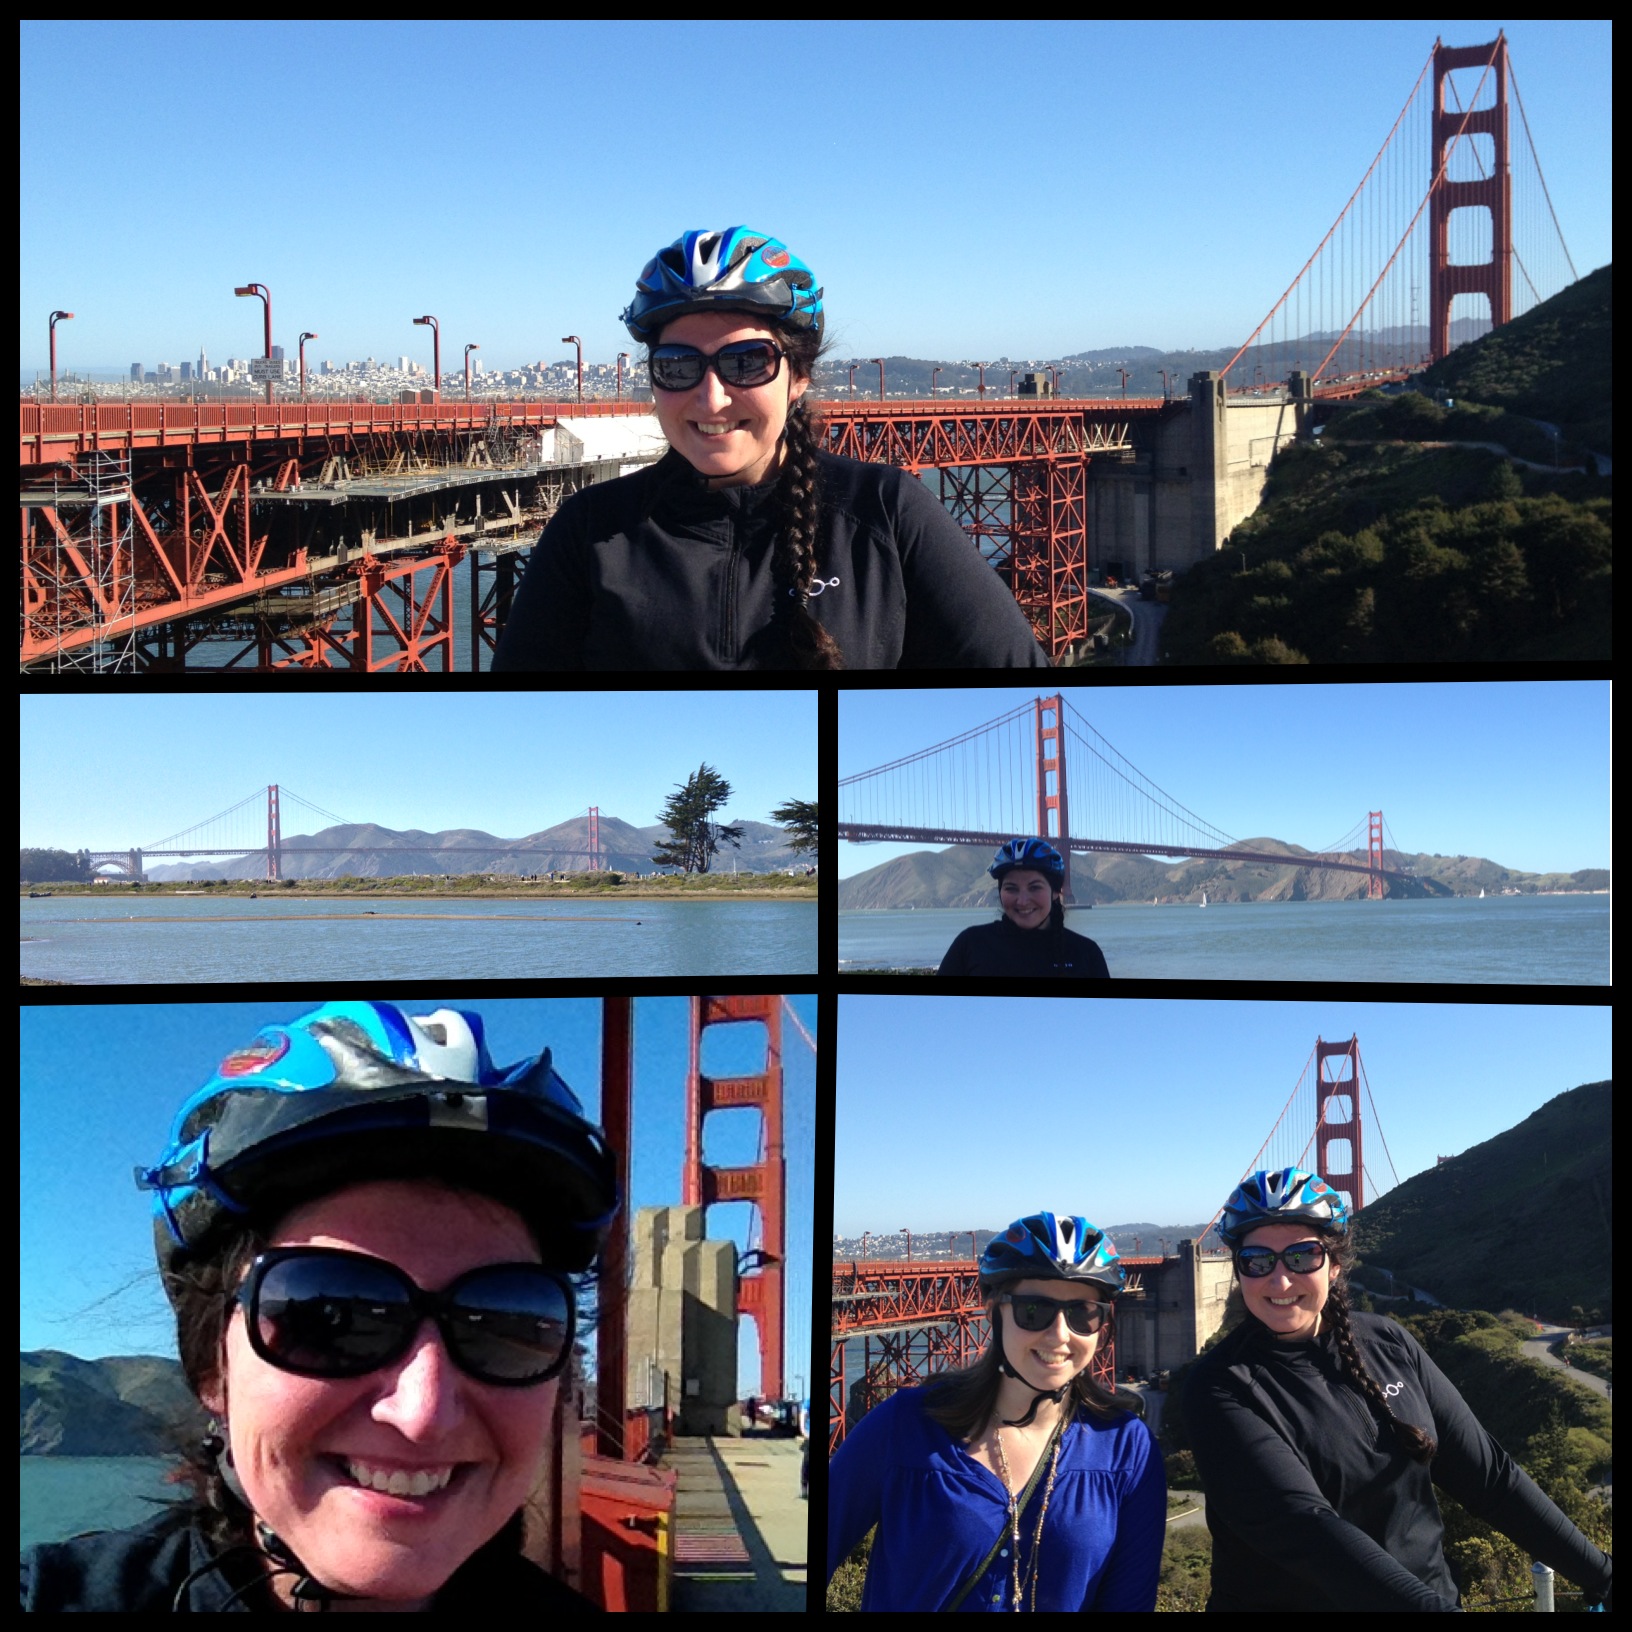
992, 1417, 1064, 1612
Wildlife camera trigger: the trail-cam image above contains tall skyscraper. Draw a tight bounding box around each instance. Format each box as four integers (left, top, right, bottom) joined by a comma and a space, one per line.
130, 363, 142, 382
198, 346, 207, 379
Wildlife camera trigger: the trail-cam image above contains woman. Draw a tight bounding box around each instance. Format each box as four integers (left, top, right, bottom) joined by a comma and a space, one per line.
21, 1001, 616, 1611
491, 226, 1049, 670
938, 837, 1110, 977
1183, 1168, 1614, 1612
827, 1212, 1164, 1611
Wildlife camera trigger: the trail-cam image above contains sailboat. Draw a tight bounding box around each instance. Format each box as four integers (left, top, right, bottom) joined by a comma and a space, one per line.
1200, 891, 1208, 908
1478, 887, 1485, 898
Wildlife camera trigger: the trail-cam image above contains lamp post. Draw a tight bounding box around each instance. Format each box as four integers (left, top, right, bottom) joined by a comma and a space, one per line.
931, 366, 942, 396
561, 335, 582, 404
1047, 365, 1061, 396
870, 357, 885, 401
1117, 366, 1130, 399
234, 283, 273, 405
902, 1226, 912, 1263
464, 343, 479, 403
48, 310, 74, 402
1159, 368, 1174, 402
975, 362, 988, 401
616, 351, 629, 400
847, 363, 857, 399
412, 315, 440, 402
1009, 368, 1018, 399
298, 332, 317, 399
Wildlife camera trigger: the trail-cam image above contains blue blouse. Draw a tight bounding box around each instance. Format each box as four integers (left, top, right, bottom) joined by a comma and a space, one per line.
827, 1385, 1166, 1612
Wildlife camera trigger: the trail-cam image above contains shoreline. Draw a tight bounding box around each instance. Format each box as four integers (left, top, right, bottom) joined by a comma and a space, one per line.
22, 889, 817, 904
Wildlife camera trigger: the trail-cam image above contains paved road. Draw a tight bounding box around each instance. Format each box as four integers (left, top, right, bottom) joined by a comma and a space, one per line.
1522, 1323, 1611, 1401
1086, 586, 1166, 666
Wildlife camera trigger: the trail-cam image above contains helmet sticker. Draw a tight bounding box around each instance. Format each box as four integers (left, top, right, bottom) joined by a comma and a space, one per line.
217, 1032, 290, 1078
763, 248, 790, 269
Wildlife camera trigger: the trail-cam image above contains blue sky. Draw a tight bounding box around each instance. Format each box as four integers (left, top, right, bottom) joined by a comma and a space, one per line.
20, 995, 818, 1401
19, 692, 814, 852
834, 995, 1609, 1238
20, 21, 1611, 373
838, 681, 1610, 877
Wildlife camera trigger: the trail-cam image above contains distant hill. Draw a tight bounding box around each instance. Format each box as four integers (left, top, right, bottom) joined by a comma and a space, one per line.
1351, 1080, 1611, 1323
837, 839, 1599, 910
144, 815, 798, 882
20, 1350, 206, 1455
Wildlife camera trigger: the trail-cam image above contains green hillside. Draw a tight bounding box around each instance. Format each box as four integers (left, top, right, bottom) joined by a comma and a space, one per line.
1160, 266, 1612, 665
20, 1349, 207, 1455
1351, 1081, 1610, 1323
1418, 263, 1612, 451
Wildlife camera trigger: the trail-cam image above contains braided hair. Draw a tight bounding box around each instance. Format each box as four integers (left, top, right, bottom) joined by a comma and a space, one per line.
771, 331, 843, 670
1321, 1273, 1437, 1464
1275, 1227, 1437, 1465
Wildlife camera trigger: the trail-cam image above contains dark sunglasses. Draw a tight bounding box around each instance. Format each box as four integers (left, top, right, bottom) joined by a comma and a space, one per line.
649, 339, 784, 393
235, 1247, 575, 1388
999, 1291, 1112, 1336
1236, 1240, 1328, 1278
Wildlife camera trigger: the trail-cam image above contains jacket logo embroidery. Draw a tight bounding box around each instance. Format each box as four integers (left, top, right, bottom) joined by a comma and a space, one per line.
1382, 1380, 1405, 1398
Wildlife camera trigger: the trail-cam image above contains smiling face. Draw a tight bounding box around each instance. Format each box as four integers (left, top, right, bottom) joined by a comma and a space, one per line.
202, 1181, 557, 1609
1237, 1222, 1336, 1341
998, 868, 1056, 931
650, 309, 808, 488
995, 1277, 1105, 1399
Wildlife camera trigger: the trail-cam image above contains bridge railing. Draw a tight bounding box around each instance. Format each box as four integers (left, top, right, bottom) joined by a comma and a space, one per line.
19, 397, 657, 460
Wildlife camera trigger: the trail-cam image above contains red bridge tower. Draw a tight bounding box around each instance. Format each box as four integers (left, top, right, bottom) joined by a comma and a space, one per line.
684, 995, 786, 1401
1430, 36, 1512, 362
1314, 1035, 1365, 1216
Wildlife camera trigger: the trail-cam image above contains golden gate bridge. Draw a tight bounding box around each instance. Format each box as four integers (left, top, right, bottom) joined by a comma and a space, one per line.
22, 34, 1578, 669
839, 693, 1414, 899
829, 1034, 1403, 1453
83, 783, 612, 880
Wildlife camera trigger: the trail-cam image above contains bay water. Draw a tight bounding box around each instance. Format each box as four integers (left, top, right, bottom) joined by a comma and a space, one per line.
840, 894, 1609, 984
21, 895, 817, 983
20, 1455, 182, 1549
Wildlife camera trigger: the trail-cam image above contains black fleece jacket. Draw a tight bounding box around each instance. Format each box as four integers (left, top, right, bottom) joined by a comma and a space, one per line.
20, 1506, 597, 1613
1183, 1311, 1613, 1612
937, 914, 1111, 977
490, 448, 1050, 670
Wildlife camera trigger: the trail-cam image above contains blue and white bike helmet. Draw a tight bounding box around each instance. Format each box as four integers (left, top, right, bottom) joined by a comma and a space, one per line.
989, 837, 1066, 888
622, 227, 824, 345
980, 1211, 1125, 1295
1218, 1167, 1350, 1248
135, 1001, 619, 1288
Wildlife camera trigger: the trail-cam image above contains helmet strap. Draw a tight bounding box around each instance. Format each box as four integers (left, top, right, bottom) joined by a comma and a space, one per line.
205, 1421, 357, 1610
993, 1308, 1071, 1428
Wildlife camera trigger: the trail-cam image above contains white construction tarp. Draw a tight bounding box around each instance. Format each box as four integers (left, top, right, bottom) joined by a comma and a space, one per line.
542, 414, 668, 468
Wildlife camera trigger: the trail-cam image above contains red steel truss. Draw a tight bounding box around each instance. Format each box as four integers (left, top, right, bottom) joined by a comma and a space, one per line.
815, 398, 1166, 661
18, 399, 647, 671
684, 995, 786, 1401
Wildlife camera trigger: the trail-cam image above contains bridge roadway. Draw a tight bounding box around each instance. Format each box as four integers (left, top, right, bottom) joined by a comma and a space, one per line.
19, 393, 1170, 464
836, 824, 1409, 881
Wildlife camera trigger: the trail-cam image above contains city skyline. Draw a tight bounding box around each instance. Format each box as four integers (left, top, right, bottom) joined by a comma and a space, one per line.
21, 22, 1612, 373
